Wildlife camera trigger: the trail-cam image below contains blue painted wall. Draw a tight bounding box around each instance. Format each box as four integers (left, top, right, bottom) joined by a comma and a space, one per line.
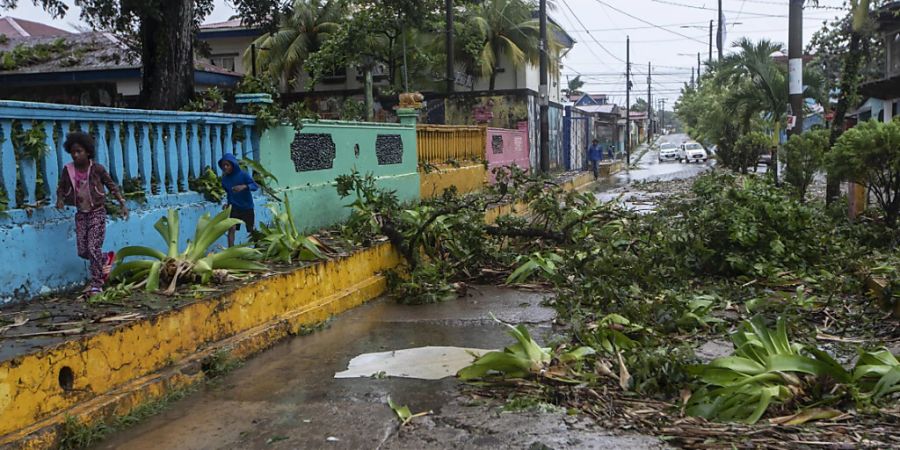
0, 194, 270, 303
0, 102, 426, 303
0, 100, 263, 303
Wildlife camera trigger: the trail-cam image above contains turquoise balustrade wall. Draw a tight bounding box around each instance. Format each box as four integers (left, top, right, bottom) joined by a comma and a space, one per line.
0, 101, 268, 303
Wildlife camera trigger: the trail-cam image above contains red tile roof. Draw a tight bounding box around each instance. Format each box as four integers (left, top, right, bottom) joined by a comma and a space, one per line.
0, 17, 70, 37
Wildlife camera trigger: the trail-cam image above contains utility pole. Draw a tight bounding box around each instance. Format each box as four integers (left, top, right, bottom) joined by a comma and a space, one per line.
691, 67, 695, 88
647, 62, 652, 142
625, 35, 631, 166
709, 19, 713, 62
717, 0, 724, 60
786, 0, 804, 185
539, 0, 549, 174
697, 53, 701, 83
445, 0, 454, 93
659, 98, 666, 130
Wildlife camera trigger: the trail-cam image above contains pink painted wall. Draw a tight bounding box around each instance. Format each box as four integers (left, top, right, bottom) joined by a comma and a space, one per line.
486, 122, 531, 183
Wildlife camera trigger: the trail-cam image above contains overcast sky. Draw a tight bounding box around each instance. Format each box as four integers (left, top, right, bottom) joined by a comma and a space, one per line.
3, 0, 848, 109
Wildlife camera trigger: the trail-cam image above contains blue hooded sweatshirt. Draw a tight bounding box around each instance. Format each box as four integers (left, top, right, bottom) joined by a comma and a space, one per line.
218, 153, 258, 211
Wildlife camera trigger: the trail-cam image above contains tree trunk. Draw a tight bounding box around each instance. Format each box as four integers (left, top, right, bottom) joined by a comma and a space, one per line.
827, 30, 864, 204
138, 0, 195, 110
365, 66, 374, 121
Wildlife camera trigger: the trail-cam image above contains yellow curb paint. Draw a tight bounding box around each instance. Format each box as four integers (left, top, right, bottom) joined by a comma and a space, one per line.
0, 243, 401, 446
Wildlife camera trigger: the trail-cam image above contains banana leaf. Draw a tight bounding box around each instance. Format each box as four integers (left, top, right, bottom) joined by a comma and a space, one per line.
114, 246, 166, 263
457, 351, 533, 380
146, 261, 162, 292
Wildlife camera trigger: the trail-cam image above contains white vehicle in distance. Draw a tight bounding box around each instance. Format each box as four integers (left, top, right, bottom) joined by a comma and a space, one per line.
658, 143, 679, 162
679, 142, 708, 163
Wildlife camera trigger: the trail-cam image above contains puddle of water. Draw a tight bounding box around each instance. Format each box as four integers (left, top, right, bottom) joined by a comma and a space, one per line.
334, 346, 493, 380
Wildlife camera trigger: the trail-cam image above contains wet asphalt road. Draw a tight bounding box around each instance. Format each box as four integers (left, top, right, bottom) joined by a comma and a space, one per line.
96, 287, 665, 450
596, 134, 713, 191
93, 141, 711, 450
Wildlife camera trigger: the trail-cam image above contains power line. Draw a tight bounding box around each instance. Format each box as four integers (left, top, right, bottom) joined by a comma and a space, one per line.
560, 0, 626, 63
650, 0, 839, 18
593, 0, 709, 45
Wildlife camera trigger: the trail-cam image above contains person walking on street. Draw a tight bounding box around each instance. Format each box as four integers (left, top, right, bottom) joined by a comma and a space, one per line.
588, 139, 603, 179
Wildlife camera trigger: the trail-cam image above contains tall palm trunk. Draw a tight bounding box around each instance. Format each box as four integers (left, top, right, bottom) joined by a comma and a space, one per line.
364, 66, 374, 121
827, 30, 864, 204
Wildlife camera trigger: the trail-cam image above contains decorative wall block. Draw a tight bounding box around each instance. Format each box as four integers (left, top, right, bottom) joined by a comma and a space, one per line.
375, 134, 403, 165
491, 135, 504, 154
291, 133, 336, 172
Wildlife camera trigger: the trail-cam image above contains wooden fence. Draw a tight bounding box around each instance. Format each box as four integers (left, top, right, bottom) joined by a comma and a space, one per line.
416, 124, 486, 164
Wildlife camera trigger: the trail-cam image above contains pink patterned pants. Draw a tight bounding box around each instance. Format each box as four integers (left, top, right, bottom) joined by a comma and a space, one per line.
75, 208, 107, 289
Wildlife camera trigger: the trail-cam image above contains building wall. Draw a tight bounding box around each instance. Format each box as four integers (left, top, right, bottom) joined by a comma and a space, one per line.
204, 36, 255, 74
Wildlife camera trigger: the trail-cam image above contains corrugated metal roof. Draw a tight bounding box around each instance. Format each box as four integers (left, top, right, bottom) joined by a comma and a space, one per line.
0, 17, 70, 38
577, 104, 617, 114
0, 33, 240, 77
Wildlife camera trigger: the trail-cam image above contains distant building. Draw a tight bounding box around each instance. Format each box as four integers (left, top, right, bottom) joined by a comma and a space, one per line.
860, 1, 900, 123
0, 16, 69, 38
0, 32, 242, 106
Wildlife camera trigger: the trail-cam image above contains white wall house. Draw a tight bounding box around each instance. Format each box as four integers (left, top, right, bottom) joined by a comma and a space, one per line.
198, 15, 574, 103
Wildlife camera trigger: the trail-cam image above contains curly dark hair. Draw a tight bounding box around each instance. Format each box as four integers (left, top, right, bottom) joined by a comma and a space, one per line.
63, 132, 96, 158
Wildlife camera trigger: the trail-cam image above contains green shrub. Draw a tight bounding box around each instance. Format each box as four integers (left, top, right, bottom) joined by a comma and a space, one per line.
829, 119, 900, 227
731, 132, 770, 174
675, 172, 828, 277
782, 129, 829, 201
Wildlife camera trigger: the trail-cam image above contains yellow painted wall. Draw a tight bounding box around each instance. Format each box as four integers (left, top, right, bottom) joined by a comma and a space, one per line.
419, 164, 487, 199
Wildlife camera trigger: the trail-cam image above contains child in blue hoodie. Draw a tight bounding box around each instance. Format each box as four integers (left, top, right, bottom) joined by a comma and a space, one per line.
218, 153, 259, 247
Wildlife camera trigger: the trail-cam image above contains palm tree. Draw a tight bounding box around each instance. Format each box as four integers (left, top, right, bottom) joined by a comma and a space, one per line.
244, 0, 344, 87
467, 0, 542, 92
719, 38, 824, 145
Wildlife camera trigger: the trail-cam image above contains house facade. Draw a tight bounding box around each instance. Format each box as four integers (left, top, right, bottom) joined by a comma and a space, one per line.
860, 2, 900, 124
197, 15, 574, 105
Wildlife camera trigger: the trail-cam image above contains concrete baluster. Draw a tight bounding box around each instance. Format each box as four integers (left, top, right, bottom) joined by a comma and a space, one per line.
42, 121, 59, 201
177, 123, 188, 191
139, 124, 152, 193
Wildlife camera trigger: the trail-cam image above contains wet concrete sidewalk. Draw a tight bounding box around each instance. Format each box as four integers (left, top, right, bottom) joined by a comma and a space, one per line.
96, 286, 664, 450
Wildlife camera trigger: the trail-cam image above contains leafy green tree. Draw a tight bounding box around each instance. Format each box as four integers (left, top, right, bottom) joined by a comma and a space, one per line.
719, 38, 825, 148
563, 75, 585, 97
631, 98, 648, 112
782, 129, 829, 201
1, 0, 215, 109
808, 0, 884, 203
829, 119, 900, 227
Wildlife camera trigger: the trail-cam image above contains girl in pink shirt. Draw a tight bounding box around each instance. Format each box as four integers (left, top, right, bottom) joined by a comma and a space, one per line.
56, 132, 128, 297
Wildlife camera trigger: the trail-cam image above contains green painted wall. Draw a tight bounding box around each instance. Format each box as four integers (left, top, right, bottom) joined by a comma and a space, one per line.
258, 114, 420, 232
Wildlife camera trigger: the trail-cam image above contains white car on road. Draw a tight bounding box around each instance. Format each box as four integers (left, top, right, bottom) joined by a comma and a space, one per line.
658, 143, 679, 162
679, 142, 708, 163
